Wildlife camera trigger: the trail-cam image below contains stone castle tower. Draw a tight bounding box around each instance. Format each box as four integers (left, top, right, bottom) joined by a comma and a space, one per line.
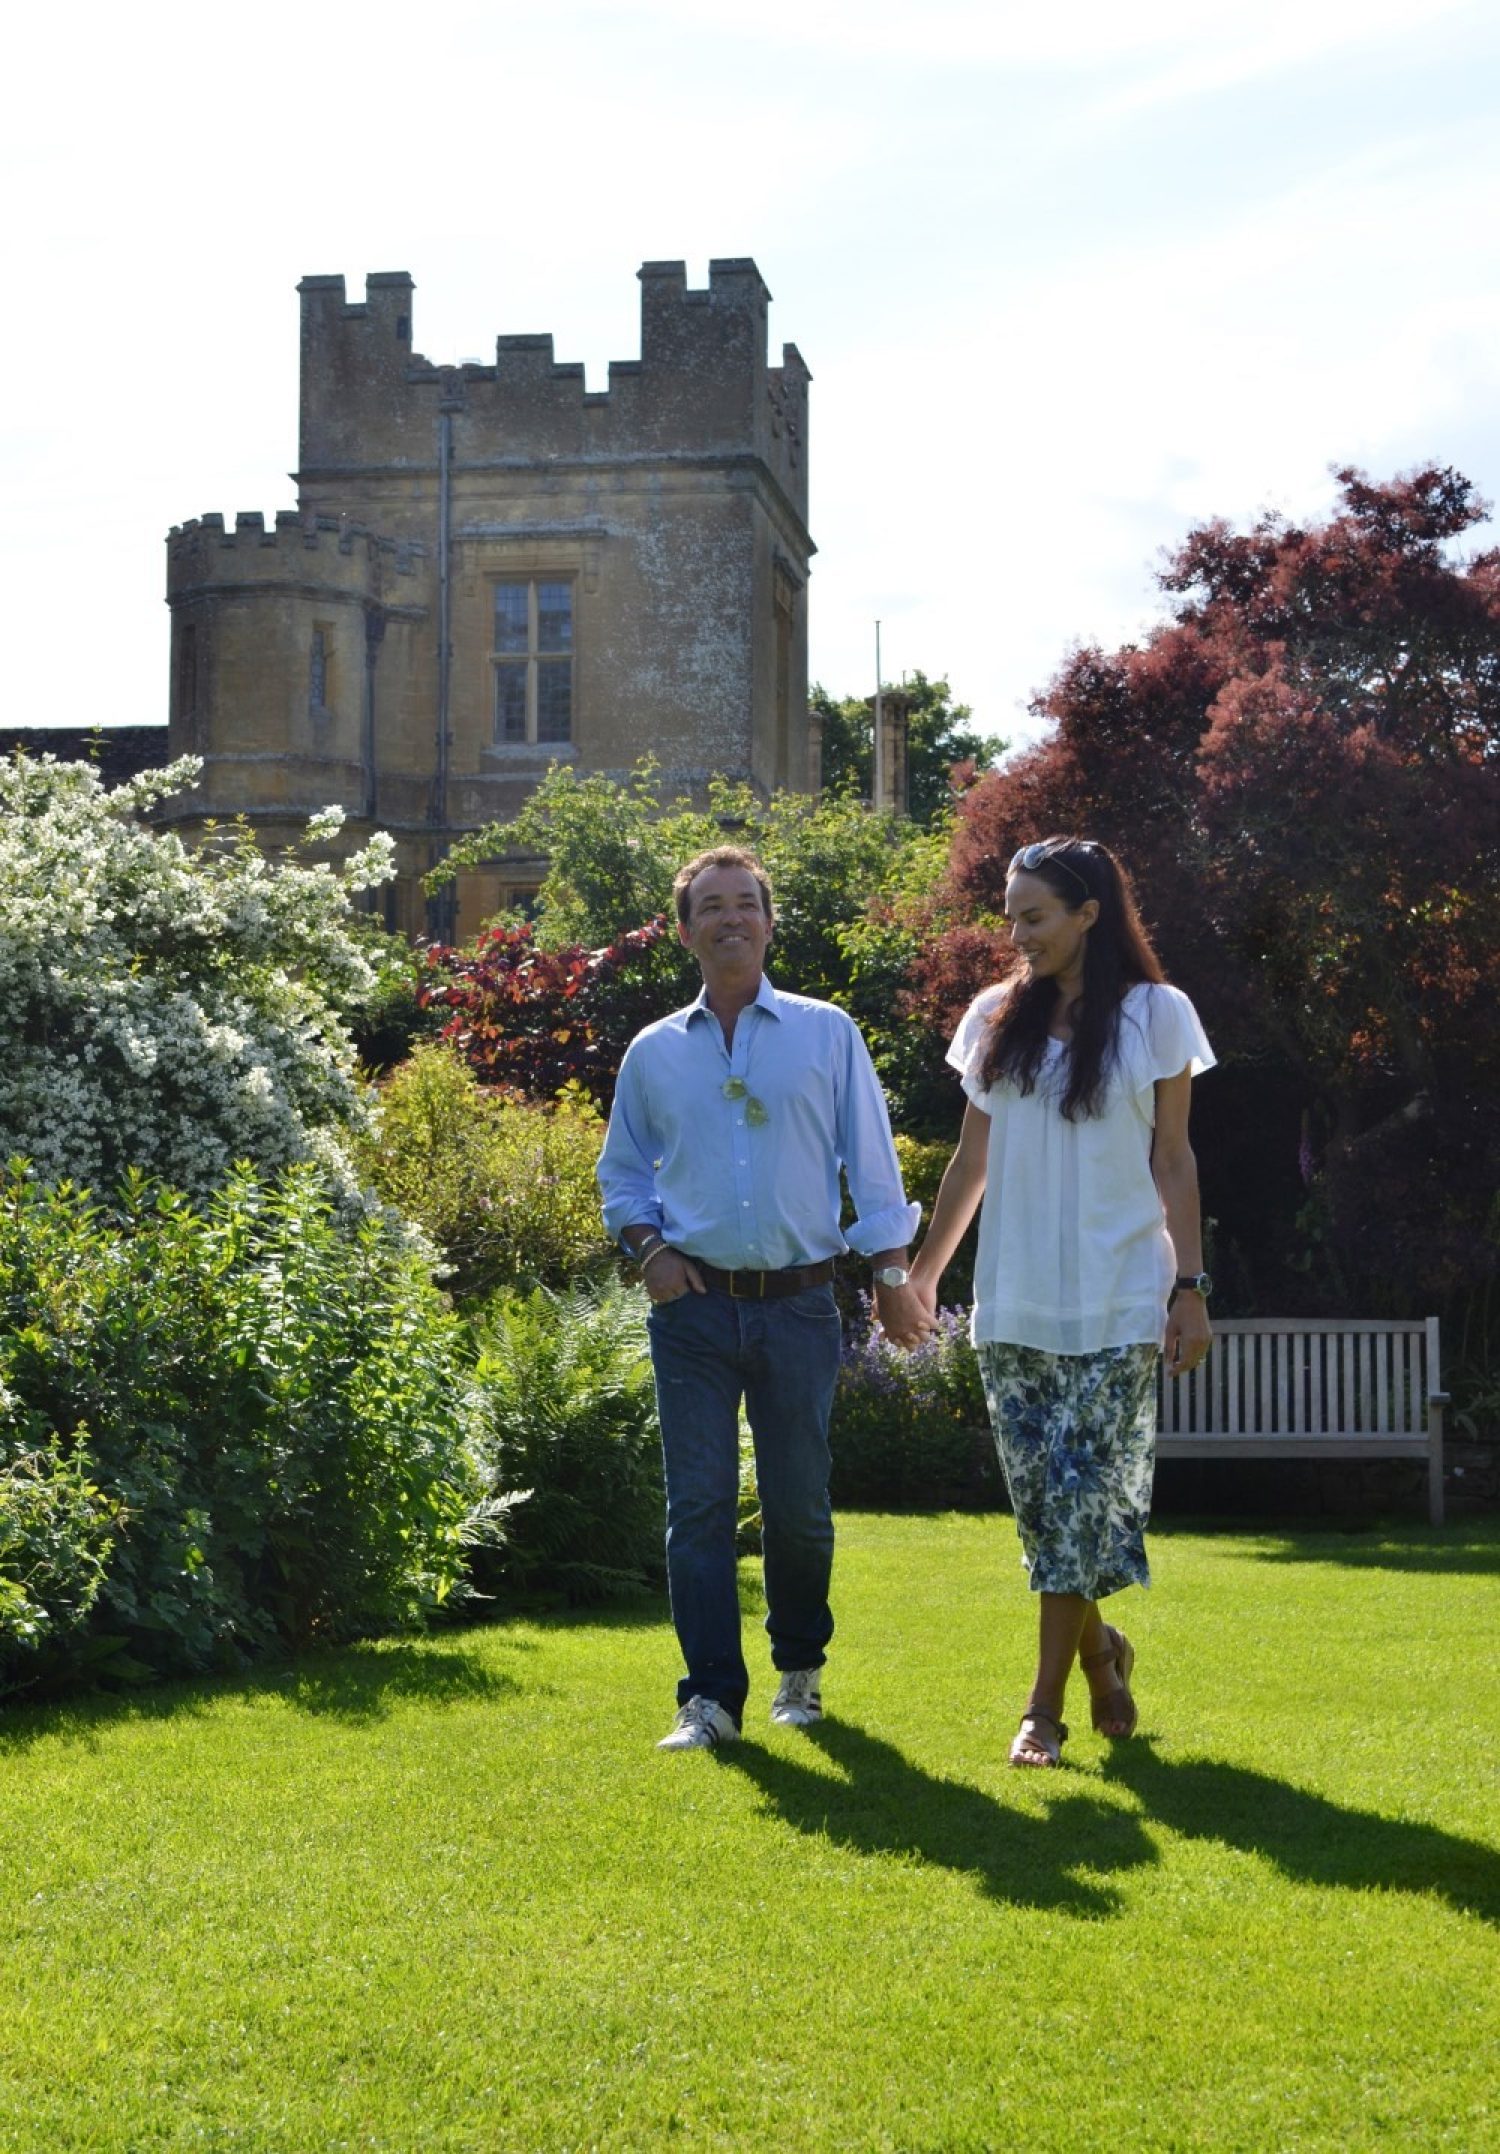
163, 260, 813, 938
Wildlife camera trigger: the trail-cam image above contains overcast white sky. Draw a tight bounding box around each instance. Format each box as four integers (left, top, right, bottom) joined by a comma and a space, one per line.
5, 0, 1498, 753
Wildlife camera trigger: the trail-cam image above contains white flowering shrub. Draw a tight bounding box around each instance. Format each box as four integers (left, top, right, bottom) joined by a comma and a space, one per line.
0, 754, 397, 1200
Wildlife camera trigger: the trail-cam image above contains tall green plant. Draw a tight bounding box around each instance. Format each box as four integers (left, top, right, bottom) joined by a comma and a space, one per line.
0, 1162, 493, 1694
358, 1045, 613, 1296
470, 1278, 663, 1602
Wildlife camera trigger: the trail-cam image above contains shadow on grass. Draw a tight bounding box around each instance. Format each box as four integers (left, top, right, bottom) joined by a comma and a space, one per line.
1242, 1525, 1500, 1578
497, 1589, 671, 1634
266, 1638, 523, 1722
0, 1637, 521, 1753
718, 1717, 1158, 1916
1103, 1741, 1500, 1927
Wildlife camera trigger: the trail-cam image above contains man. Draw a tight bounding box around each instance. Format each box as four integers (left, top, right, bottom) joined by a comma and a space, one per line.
598, 846, 931, 1751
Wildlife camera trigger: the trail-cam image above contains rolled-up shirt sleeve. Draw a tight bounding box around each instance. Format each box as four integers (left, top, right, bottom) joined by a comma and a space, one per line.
597, 1042, 665, 1248
835, 1016, 922, 1256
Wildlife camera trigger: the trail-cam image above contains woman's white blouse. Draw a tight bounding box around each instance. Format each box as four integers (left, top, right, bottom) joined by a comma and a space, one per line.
946, 981, 1215, 1355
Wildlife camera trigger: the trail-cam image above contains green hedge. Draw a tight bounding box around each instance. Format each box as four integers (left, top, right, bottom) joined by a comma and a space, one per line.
358, 1044, 613, 1298
0, 1163, 491, 1695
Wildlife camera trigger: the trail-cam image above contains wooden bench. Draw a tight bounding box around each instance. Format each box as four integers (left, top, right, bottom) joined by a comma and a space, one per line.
1155, 1318, 1448, 1524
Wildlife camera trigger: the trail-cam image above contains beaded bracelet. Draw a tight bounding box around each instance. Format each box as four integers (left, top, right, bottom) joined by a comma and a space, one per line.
638, 1242, 674, 1279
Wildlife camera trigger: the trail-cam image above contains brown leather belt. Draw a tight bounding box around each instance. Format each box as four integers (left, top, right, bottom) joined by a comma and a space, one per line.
695, 1258, 836, 1300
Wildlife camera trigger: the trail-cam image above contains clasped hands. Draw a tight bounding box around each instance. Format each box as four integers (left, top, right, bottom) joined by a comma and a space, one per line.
876, 1275, 938, 1352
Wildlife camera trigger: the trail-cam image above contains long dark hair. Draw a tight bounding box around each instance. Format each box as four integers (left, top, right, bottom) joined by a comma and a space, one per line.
980, 837, 1165, 1120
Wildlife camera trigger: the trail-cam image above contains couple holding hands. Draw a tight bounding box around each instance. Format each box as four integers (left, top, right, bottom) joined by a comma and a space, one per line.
598, 837, 1214, 1767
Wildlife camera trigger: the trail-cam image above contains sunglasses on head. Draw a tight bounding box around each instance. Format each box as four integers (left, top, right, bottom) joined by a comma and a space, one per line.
1008, 841, 1096, 897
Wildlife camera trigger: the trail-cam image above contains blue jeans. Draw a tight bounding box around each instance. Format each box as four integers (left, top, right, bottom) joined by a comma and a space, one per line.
647, 1283, 843, 1721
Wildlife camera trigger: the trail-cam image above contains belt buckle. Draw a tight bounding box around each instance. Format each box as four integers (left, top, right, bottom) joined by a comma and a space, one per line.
728, 1269, 764, 1299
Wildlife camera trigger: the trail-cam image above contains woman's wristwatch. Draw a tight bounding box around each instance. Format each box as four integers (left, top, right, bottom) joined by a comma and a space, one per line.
1174, 1272, 1213, 1298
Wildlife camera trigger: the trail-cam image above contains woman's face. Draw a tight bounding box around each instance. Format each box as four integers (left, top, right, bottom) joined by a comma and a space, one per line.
1004, 870, 1098, 983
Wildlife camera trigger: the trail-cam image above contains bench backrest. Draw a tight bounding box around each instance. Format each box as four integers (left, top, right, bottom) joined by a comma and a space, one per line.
1156, 1318, 1441, 1440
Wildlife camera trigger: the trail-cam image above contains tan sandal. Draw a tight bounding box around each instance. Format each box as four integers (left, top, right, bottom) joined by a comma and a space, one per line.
1079, 1623, 1137, 1739
1009, 1708, 1068, 1768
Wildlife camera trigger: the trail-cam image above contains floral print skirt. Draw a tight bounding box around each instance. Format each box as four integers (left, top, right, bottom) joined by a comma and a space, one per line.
976, 1341, 1160, 1599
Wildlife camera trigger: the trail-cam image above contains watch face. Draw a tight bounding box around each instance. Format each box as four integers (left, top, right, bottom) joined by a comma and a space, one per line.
875, 1266, 909, 1288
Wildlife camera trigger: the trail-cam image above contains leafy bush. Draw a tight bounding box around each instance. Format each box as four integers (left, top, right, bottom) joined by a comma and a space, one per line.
359, 1045, 613, 1297
470, 1277, 664, 1602
347, 920, 445, 1073
431, 760, 954, 1118
0, 1437, 117, 1656
891, 1133, 977, 1303
829, 1298, 998, 1510
914, 466, 1500, 1314
0, 1162, 493, 1695
421, 917, 676, 1108
0, 756, 395, 1202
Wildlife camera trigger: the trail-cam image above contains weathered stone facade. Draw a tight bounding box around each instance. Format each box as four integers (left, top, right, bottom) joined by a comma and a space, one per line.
163, 260, 814, 939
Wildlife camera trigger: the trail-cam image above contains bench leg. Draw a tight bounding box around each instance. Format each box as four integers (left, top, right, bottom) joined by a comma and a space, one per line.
1428, 1412, 1445, 1527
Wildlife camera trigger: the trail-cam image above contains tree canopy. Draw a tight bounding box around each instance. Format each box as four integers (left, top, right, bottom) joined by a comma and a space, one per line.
914, 466, 1500, 1311
813, 671, 1005, 824
430, 761, 949, 1121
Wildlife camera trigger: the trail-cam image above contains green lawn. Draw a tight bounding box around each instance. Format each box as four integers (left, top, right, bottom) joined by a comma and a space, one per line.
2, 1516, 1497, 2152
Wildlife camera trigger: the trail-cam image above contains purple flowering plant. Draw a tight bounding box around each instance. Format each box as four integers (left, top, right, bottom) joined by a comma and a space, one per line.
829, 1292, 997, 1509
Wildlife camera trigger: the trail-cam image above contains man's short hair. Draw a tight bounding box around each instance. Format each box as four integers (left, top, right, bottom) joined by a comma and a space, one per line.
673, 846, 775, 927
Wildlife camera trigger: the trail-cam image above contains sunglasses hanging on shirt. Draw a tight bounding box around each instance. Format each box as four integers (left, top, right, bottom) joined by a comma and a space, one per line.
722, 1076, 769, 1126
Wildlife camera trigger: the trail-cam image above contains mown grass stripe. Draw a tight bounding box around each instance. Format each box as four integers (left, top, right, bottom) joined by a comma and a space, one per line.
1, 1516, 1496, 2151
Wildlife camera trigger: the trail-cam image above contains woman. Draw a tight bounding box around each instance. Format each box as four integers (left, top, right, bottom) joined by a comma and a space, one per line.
908, 837, 1214, 1767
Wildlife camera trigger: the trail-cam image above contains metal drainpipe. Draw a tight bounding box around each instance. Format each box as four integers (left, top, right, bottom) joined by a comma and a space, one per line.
361, 604, 383, 823
428, 401, 458, 942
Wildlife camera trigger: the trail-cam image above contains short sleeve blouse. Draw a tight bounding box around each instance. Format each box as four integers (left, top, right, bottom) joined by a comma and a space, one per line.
946, 981, 1215, 1354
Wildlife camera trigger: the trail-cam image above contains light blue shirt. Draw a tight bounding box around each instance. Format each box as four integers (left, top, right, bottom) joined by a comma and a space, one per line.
598, 974, 920, 1271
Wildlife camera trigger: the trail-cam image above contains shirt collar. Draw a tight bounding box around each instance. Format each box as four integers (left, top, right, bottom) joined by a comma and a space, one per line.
685, 972, 783, 1026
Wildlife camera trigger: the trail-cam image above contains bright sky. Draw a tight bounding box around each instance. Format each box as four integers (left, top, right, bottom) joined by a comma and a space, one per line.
6, 0, 1498, 753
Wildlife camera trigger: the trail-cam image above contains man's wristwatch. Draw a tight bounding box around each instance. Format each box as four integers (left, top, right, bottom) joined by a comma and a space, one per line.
1174, 1272, 1213, 1298
873, 1265, 910, 1289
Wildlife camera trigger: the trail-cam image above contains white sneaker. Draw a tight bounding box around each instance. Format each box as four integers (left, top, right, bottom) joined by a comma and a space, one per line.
770, 1669, 823, 1726
657, 1696, 741, 1751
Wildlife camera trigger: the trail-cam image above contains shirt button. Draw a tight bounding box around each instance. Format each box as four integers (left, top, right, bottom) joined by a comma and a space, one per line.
741, 1200, 750, 1208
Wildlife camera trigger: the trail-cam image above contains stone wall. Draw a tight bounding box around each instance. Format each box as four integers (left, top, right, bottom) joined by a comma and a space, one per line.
1, 728, 168, 788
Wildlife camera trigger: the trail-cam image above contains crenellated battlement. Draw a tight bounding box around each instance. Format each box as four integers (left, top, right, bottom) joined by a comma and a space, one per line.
166, 510, 426, 598
296, 259, 808, 523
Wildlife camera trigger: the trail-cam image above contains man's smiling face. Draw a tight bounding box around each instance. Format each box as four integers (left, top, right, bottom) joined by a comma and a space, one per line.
678, 864, 774, 979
